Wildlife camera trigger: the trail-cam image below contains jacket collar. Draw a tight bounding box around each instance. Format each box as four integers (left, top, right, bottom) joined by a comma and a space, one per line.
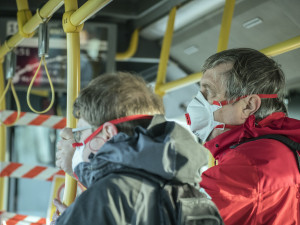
204, 112, 286, 159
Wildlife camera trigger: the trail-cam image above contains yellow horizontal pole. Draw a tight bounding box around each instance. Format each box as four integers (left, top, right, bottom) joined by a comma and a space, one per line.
155, 7, 177, 97
0, 61, 7, 210
156, 35, 300, 94
23, 0, 64, 34
0, 34, 23, 58
70, 0, 112, 26
158, 72, 202, 93
116, 29, 139, 60
217, 0, 235, 52
0, 0, 64, 58
261, 35, 300, 57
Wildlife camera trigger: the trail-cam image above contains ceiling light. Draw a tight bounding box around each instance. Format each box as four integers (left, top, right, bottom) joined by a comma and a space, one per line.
242, 17, 263, 29
184, 45, 199, 55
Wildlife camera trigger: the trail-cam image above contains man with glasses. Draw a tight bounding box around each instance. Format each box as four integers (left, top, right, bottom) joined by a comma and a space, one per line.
52, 72, 222, 225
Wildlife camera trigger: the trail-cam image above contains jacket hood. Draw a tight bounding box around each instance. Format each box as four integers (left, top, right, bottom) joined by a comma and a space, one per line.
205, 112, 300, 159
75, 115, 208, 188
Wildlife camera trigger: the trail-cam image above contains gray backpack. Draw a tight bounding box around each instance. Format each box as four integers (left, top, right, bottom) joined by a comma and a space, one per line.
129, 171, 224, 225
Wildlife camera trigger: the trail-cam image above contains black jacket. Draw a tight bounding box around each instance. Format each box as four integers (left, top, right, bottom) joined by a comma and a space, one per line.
56, 115, 221, 225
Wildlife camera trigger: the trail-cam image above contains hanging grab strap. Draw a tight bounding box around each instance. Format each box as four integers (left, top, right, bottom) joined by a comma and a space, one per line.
26, 55, 55, 114
0, 78, 21, 127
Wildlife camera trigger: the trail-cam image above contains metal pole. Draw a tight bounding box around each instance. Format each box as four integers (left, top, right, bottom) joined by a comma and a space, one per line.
212, 0, 235, 167
0, 59, 7, 210
217, 0, 235, 52
115, 29, 139, 60
62, 0, 81, 206
154, 7, 176, 97
260, 35, 300, 57
0, 0, 64, 58
156, 35, 300, 94
70, 0, 112, 26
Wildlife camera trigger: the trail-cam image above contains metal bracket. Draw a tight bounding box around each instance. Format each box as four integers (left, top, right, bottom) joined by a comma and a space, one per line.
38, 23, 49, 58
5, 51, 16, 80
62, 11, 84, 33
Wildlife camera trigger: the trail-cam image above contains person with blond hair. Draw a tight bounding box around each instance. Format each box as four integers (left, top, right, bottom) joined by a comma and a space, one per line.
53, 72, 223, 225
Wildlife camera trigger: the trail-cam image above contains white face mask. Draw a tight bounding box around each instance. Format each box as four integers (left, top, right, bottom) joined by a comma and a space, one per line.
186, 91, 278, 142
72, 144, 85, 171
186, 91, 223, 142
71, 115, 154, 172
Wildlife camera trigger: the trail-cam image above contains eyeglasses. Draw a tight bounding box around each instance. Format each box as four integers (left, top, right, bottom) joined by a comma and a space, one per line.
72, 115, 153, 148
72, 126, 92, 143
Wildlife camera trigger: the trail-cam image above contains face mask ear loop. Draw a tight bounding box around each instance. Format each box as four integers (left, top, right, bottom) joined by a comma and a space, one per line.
82, 115, 153, 146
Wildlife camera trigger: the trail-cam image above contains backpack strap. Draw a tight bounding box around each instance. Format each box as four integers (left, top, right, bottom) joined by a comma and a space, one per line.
230, 134, 300, 173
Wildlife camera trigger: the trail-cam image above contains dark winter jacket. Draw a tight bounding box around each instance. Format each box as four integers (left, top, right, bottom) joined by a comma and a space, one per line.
56, 115, 223, 225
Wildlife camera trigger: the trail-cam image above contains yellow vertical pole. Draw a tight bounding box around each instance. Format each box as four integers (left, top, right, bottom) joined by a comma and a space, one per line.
208, 0, 236, 167
217, 0, 236, 52
115, 29, 139, 60
62, 0, 83, 206
0, 58, 7, 210
154, 7, 176, 97
16, 0, 29, 11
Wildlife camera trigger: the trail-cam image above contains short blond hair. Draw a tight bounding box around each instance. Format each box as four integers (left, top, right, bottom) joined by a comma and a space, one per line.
73, 72, 164, 135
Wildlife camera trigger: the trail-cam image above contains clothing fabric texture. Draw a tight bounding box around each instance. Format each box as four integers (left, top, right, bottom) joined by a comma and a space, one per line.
56, 115, 223, 225
201, 112, 300, 225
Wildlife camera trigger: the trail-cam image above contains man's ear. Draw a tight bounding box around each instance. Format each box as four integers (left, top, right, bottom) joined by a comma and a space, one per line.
242, 95, 261, 119
102, 122, 118, 140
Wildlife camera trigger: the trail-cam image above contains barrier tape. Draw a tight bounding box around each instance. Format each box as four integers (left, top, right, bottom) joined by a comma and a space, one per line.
0, 162, 65, 181
0, 110, 66, 129
0, 211, 47, 225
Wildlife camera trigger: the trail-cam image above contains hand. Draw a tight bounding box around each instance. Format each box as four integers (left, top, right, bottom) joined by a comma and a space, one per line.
56, 128, 75, 177
50, 198, 68, 225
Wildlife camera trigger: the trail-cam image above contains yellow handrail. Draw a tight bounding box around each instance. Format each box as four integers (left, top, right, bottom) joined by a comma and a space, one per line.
217, 0, 236, 52
158, 72, 203, 93
260, 35, 300, 57
0, 0, 64, 58
70, 0, 112, 26
62, 0, 82, 207
208, 0, 235, 167
116, 29, 139, 60
16, 0, 29, 11
0, 59, 7, 210
154, 7, 177, 97
155, 35, 300, 94
23, 0, 64, 34
62, 0, 113, 206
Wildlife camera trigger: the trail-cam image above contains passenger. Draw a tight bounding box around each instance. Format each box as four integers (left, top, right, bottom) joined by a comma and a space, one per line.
186, 48, 300, 225
53, 72, 223, 225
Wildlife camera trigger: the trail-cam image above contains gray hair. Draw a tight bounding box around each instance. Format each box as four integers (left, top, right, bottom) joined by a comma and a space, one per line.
73, 72, 164, 135
202, 48, 287, 120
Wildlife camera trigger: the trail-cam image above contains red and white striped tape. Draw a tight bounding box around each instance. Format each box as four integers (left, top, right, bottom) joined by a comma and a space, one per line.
0, 162, 65, 181
0, 110, 66, 129
0, 211, 47, 225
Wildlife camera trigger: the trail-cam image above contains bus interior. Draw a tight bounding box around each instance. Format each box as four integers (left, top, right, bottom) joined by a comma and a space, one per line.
0, 0, 299, 223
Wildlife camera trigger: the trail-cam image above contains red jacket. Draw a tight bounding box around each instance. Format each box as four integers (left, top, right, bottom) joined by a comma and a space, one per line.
201, 112, 300, 225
